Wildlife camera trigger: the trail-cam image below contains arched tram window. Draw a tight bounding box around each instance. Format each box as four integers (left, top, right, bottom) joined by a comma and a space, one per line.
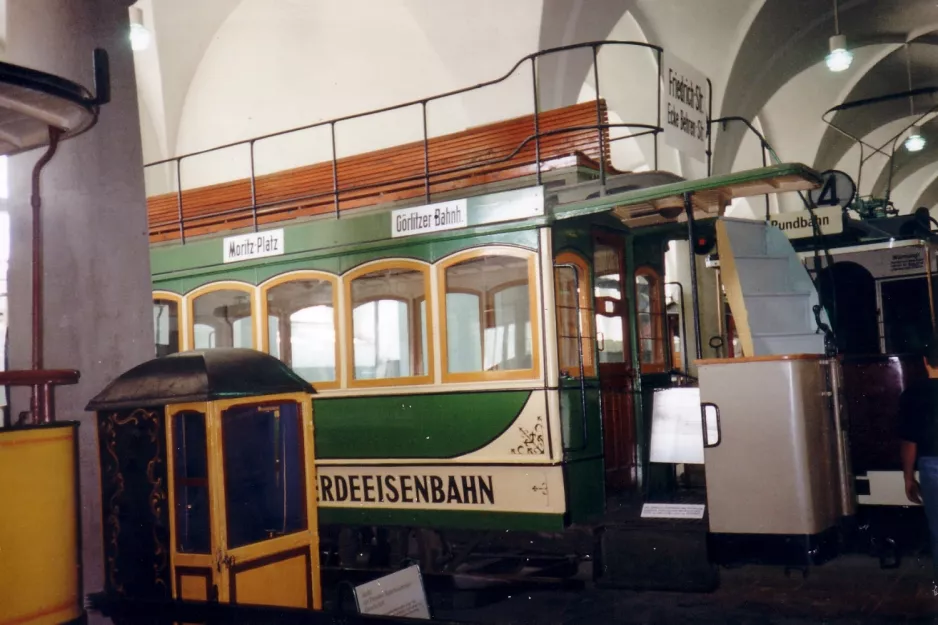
554, 251, 595, 378
153, 297, 180, 357
635, 267, 666, 373
348, 264, 430, 384
594, 243, 626, 363
264, 275, 338, 385
191, 288, 254, 349
438, 251, 538, 382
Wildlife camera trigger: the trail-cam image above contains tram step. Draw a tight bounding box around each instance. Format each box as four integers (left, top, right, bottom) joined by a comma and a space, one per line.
718, 219, 768, 256
731, 254, 795, 293
594, 522, 718, 592
746, 292, 814, 335
752, 332, 825, 354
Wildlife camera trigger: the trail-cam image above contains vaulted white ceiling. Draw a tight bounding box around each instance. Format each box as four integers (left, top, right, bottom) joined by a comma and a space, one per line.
131, 0, 938, 212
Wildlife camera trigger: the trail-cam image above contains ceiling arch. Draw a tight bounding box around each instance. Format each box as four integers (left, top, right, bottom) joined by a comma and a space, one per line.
813, 42, 938, 171
914, 171, 938, 209
713, 0, 938, 175
869, 115, 938, 199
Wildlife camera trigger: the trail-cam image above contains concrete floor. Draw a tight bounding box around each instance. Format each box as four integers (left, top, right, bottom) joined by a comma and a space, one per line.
434, 554, 938, 624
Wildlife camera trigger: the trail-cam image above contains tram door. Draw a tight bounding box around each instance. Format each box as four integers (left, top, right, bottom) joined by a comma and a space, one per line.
593, 233, 637, 491
167, 395, 320, 609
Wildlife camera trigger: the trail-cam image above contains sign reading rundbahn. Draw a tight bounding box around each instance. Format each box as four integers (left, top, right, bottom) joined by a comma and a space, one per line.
769, 205, 843, 240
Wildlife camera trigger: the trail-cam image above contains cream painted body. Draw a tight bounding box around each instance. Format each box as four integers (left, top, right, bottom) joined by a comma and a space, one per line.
699, 357, 852, 536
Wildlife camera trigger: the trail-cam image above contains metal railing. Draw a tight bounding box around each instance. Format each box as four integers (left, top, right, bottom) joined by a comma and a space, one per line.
144, 41, 668, 243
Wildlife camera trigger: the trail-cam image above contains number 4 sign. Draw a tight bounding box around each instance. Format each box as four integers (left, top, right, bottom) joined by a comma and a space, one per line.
808, 169, 856, 209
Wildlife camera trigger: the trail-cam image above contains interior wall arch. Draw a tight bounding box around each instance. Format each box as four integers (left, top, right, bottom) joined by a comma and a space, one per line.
536, 0, 634, 110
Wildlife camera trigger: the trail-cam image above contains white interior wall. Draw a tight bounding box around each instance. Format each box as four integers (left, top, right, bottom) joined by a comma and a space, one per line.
166, 0, 543, 192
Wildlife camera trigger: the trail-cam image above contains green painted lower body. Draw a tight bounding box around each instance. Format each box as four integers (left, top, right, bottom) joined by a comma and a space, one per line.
564, 457, 605, 524
314, 390, 532, 459
318, 507, 565, 532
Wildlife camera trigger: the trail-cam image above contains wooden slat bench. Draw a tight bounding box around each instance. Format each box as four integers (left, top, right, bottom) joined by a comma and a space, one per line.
147, 100, 618, 243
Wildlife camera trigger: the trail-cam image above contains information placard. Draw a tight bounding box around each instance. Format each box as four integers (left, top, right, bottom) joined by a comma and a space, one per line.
661, 52, 710, 162
354, 565, 430, 620
649, 388, 712, 464
641, 503, 706, 519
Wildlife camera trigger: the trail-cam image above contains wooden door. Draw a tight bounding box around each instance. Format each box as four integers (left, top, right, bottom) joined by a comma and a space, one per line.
212, 394, 320, 610
593, 233, 637, 491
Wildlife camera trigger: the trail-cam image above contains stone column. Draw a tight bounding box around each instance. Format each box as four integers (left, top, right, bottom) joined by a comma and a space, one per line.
6, 0, 153, 613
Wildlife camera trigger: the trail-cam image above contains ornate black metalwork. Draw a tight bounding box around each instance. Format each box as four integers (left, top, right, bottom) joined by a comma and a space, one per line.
97, 407, 170, 599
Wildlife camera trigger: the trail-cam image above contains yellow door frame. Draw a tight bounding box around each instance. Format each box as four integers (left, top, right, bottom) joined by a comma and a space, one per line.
210, 392, 321, 609
164, 401, 219, 602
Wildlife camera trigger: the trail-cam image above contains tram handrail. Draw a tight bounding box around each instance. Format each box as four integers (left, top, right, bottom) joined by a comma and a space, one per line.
555, 263, 589, 453
144, 41, 668, 243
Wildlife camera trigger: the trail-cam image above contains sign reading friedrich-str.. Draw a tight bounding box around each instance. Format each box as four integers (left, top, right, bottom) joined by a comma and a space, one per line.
661, 52, 710, 163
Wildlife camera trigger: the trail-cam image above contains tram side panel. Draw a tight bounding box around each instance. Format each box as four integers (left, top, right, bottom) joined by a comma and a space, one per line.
313, 389, 571, 532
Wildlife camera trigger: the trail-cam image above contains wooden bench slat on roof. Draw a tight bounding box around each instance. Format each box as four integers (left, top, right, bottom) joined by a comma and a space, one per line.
147, 100, 615, 242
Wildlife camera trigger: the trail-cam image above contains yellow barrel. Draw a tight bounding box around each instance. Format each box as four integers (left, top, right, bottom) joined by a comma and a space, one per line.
0, 422, 81, 625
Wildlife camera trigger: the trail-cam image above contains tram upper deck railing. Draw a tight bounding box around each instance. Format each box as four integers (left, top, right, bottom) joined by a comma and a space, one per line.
145, 41, 673, 244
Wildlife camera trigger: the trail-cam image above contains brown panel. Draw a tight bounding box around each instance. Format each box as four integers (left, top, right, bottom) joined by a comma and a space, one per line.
593, 231, 638, 492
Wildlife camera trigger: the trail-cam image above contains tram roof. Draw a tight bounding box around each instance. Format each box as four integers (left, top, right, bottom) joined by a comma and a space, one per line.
552, 163, 821, 227
86, 348, 315, 411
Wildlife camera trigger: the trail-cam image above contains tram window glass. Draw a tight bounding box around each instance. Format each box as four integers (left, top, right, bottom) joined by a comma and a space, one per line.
266, 278, 336, 383
350, 266, 427, 380
554, 253, 595, 378
881, 277, 932, 354
635, 268, 666, 372
172, 410, 211, 554
222, 401, 306, 549
594, 243, 626, 363
153, 298, 180, 357
446, 292, 482, 372
443, 254, 533, 374
192, 289, 253, 349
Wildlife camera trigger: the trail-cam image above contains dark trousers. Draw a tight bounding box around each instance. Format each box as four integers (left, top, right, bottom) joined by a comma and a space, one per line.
920, 456, 938, 577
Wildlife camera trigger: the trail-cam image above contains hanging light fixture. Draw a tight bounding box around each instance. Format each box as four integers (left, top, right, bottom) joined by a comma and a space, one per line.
904, 44, 925, 152
825, 1, 852, 72
905, 125, 926, 152
129, 6, 151, 52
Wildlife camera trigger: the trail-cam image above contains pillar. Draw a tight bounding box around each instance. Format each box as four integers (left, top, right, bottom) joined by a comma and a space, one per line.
6, 0, 153, 615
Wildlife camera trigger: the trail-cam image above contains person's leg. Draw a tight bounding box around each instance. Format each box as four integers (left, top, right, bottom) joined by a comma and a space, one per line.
916, 456, 938, 583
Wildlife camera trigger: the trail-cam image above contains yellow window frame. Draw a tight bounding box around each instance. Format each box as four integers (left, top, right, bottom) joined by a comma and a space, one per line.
153, 290, 187, 352
343, 259, 434, 388
186, 282, 257, 350
437, 247, 541, 384
260, 271, 340, 390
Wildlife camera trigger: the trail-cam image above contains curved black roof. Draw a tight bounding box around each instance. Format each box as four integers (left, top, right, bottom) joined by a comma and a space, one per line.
86, 349, 315, 411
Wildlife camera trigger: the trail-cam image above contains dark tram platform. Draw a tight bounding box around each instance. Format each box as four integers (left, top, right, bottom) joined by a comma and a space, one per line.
434, 553, 938, 624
